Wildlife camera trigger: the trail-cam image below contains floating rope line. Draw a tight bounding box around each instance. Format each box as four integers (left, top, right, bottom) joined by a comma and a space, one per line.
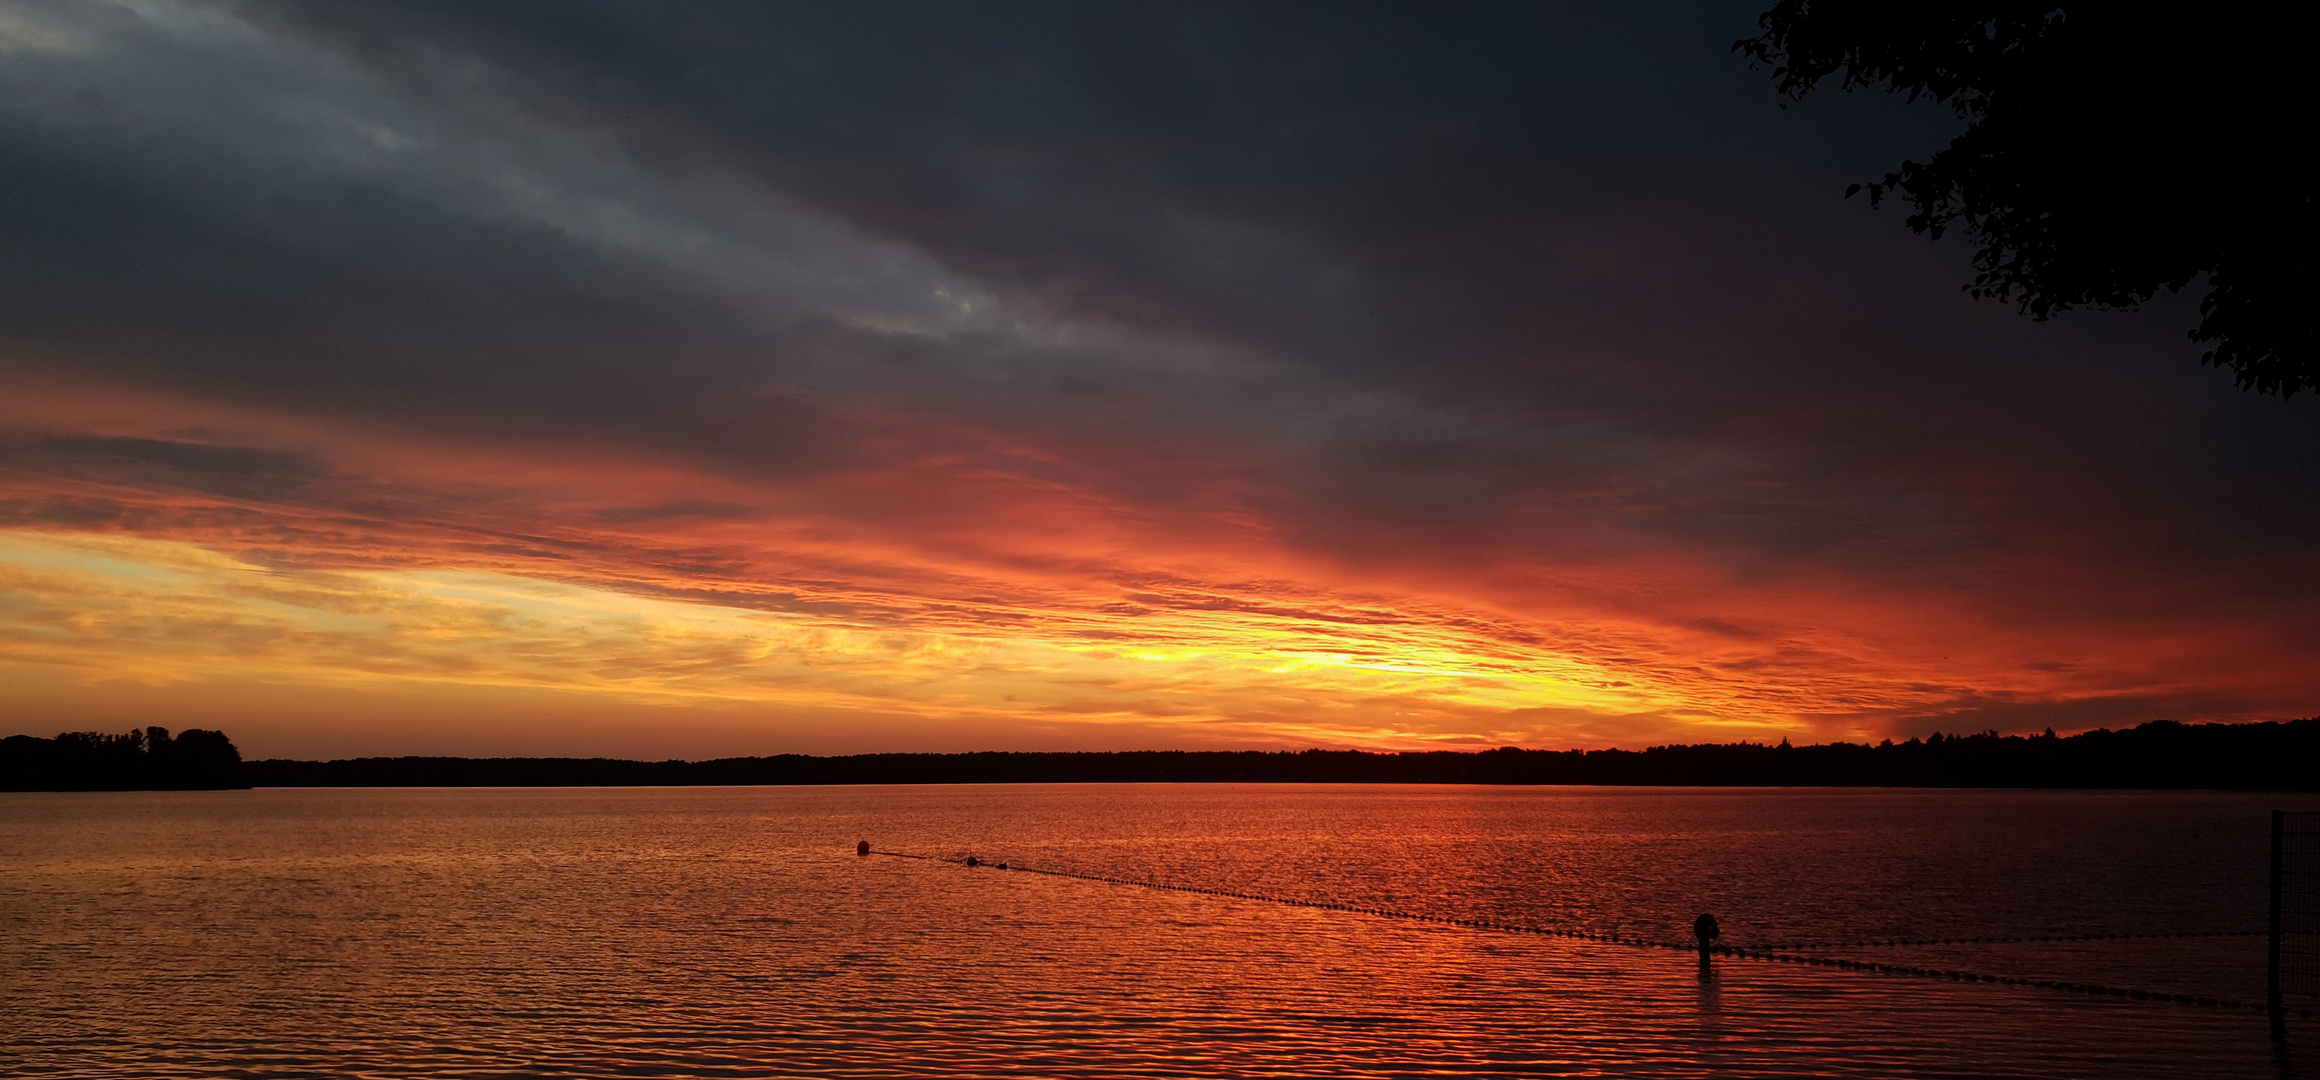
1764, 930, 2269, 951
862, 848, 2278, 1014
1717, 945, 2272, 1012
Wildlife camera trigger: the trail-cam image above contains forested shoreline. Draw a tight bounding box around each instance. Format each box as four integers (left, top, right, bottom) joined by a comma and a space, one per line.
6, 718, 2314, 791
0, 727, 245, 791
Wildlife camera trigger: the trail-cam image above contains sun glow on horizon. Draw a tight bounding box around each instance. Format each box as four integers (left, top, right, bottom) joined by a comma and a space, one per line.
5, 499, 2298, 759
0, 530, 1690, 751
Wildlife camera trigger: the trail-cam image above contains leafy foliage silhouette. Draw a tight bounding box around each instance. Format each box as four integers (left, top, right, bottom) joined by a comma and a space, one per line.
1736, 3, 2311, 397
0, 727, 244, 790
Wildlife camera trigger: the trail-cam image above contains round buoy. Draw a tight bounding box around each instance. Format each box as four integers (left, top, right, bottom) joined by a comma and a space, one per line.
857, 840, 870, 857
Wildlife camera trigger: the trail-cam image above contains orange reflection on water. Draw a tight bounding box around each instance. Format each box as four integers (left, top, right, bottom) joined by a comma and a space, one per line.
0, 786, 2307, 1078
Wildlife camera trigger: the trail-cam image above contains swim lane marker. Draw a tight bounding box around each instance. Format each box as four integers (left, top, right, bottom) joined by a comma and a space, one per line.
858, 844, 2277, 1014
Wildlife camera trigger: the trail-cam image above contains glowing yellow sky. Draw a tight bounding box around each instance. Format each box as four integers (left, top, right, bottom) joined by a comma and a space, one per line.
0, 530, 1692, 750
4, 463, 2296, 760
4, 369, 2307, 759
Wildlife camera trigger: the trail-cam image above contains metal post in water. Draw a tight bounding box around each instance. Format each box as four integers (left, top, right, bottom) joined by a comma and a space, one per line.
2271, 809, 2285, 1018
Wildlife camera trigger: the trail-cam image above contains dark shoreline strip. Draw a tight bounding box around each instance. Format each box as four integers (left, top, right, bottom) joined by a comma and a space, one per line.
868, 850, 2273, 1015
210, 717, 2320, 791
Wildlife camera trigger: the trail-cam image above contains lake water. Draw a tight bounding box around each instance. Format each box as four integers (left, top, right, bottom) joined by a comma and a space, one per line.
3, 785, 2315, 1078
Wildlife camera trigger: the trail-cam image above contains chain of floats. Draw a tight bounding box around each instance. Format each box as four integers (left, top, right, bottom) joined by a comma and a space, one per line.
869, 850, 2273, 1014
1763, 929, 2268, 950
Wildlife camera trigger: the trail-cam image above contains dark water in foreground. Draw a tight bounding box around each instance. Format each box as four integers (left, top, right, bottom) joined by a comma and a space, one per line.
3, 785, 2315, 1078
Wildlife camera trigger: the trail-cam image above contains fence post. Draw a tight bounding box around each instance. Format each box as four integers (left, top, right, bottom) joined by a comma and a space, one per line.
2272, 808, 2286, 1018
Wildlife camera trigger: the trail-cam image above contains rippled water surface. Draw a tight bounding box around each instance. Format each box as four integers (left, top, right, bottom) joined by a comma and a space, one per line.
4, 785, 2316, 1078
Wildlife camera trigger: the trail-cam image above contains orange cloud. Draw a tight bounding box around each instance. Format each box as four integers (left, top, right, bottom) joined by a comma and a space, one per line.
0, 374, 2310, 757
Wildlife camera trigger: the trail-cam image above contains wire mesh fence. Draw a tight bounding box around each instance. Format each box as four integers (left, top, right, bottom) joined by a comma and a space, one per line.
2271, 811, 2320, 1013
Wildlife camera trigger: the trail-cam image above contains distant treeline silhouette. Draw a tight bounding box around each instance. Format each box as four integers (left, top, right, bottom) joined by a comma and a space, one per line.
1, 727, 246, 791
239, 719, 2317, 790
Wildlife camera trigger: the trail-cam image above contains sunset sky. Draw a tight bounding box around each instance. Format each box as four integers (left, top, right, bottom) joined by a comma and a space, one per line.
2, 1, 2313, 759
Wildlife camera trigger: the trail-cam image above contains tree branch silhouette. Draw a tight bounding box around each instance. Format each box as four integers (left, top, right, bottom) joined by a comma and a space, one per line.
1737, 3, 2311, 397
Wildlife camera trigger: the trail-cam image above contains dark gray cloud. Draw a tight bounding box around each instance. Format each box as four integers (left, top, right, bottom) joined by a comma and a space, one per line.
0, 496, 133, 526
0, 436, 325, 501
595, 500, 754, 523
0, 0, 2311, 614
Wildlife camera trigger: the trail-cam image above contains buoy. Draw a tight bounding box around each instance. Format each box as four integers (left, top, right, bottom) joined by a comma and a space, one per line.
857, 840, 870, 857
